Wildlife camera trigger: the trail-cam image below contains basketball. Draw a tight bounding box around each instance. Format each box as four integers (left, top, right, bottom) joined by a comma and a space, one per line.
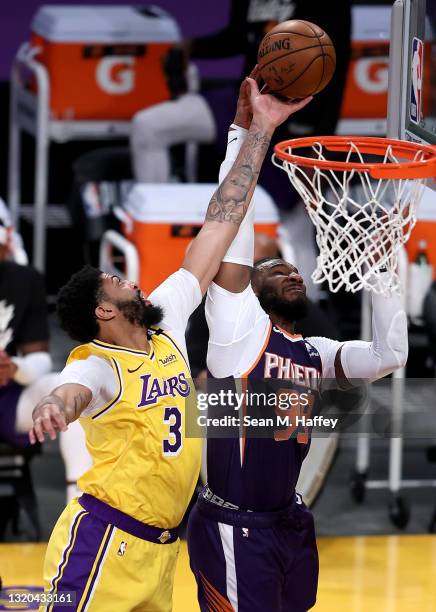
257, 20, 336, 99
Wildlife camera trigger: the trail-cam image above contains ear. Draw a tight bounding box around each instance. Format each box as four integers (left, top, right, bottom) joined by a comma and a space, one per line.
95, 301, 116, 322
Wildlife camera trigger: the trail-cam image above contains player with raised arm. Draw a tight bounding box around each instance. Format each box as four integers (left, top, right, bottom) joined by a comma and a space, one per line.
29, 74, 311, 612
187, 98, 409, 611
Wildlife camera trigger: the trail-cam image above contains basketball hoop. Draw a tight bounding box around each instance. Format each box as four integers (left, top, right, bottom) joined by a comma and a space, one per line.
273, 136, 436, 295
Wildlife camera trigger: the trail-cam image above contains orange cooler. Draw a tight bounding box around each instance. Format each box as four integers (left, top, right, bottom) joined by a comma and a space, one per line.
30, 5, 181, 119
123, 183, 279, 293
340, 6, 391, 120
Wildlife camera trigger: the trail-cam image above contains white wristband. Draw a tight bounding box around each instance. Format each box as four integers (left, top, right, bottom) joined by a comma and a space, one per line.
12, 352, 52, 386
219, 124, 254, 267
218, 124, 248, 184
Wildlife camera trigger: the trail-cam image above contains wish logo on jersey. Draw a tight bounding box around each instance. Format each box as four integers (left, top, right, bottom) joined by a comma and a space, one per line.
138, 372, 191, 407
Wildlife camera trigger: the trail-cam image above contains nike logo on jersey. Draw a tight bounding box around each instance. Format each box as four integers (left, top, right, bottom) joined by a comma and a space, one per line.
227, 136, 238, 145
127, 363, 144, 373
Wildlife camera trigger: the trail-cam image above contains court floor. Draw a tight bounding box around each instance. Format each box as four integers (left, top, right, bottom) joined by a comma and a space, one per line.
1, 535, 435, 611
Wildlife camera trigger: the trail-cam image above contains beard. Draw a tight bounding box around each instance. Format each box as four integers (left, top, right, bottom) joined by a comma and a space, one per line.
257, 287, 308, 322
114, 292, 164, 330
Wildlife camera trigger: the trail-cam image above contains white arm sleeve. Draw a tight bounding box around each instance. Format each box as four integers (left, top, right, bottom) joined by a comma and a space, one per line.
206, 281, 269, 377
340, 289, 408, 382
149, 268, 202, 356
218, 124, 247, 184
57, 355, 118, 417
305, 336, 342, 381
308, 283, 408, 384
219, 124, 254, 267
12, 352, 52, 386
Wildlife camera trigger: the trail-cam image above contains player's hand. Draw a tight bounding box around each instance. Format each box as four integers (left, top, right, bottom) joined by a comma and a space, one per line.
29, 395, 68, 444
0, 351, 18, 386
246, 77, 313, 130
233, 65, 262, 130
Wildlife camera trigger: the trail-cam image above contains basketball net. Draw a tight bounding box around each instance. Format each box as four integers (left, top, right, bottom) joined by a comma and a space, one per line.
273, 137, 435, 295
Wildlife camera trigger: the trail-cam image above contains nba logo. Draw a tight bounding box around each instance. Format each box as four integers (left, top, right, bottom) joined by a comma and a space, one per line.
410, 37, 424, 124
117, 541, 127, 556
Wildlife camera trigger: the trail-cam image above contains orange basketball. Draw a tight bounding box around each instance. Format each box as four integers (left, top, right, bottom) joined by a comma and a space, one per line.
257, 20, 336, 99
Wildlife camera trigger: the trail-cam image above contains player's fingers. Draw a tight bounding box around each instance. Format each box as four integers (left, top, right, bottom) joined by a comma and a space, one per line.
246, 77, 260, 100
32, 419, 45, 443
29, 428, 37, 445
248, 64, 261, 85
260, 83, 272, 94
51, 409, 68, 432
41, 409, 57, 440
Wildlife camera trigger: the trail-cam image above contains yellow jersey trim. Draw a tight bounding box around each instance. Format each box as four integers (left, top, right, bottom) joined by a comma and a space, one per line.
158, 330, 190, 372
91, 339, 154, 359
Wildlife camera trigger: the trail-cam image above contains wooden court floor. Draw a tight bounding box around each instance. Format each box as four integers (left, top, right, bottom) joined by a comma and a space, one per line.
1, 535, 435, 611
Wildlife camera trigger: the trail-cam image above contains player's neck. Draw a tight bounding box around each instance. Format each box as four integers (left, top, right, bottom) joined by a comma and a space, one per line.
269, 313, 296, 334
97, 323, 151, 353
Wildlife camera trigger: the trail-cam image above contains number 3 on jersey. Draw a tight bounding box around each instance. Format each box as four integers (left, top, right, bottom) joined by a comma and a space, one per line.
163, 406, 182, 456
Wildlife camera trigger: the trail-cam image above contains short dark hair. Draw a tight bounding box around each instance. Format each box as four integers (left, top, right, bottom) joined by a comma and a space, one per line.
57, 265, 104, 343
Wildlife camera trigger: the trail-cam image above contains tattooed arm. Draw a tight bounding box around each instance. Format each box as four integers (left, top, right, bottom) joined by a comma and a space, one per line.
182, 77, 312, 295
29, 384, 92, 444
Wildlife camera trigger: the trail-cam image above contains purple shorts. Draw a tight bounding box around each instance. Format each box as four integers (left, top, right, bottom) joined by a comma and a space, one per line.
0, 380, 29, 448
187, 491, 318, 612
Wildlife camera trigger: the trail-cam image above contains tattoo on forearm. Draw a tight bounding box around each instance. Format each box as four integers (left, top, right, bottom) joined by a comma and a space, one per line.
70, 392, 89, 420
205, 121, 271, 225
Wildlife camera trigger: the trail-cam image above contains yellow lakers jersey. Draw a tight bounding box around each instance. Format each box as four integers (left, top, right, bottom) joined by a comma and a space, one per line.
67, 330, 201, 528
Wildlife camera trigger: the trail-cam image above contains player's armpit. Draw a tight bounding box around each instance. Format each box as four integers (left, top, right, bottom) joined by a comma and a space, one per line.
213, 262, 252, 293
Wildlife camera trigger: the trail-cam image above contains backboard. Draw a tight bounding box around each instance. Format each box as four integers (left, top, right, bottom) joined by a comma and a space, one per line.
387, 0, 436, 190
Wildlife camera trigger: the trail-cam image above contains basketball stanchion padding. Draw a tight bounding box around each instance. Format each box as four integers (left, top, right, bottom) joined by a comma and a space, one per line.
273, 136, 436, 295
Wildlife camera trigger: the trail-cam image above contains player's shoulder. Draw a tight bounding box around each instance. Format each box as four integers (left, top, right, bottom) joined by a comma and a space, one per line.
150, 268, 200, 298
67, 343, 113, 367
304, 335, 342, 361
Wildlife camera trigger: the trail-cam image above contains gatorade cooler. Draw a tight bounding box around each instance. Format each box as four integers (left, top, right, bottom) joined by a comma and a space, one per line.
30, 5, 180, 120
122, 183, 279, 293
341, 5, 391, 120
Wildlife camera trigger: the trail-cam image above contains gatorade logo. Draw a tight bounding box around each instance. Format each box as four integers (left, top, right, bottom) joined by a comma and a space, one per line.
354, 58, 389, 94
96, 56, 135, 94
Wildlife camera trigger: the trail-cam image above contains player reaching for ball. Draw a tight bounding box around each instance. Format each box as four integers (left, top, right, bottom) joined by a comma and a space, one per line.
186, 85, 409, 611
29, 73, 311, 612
